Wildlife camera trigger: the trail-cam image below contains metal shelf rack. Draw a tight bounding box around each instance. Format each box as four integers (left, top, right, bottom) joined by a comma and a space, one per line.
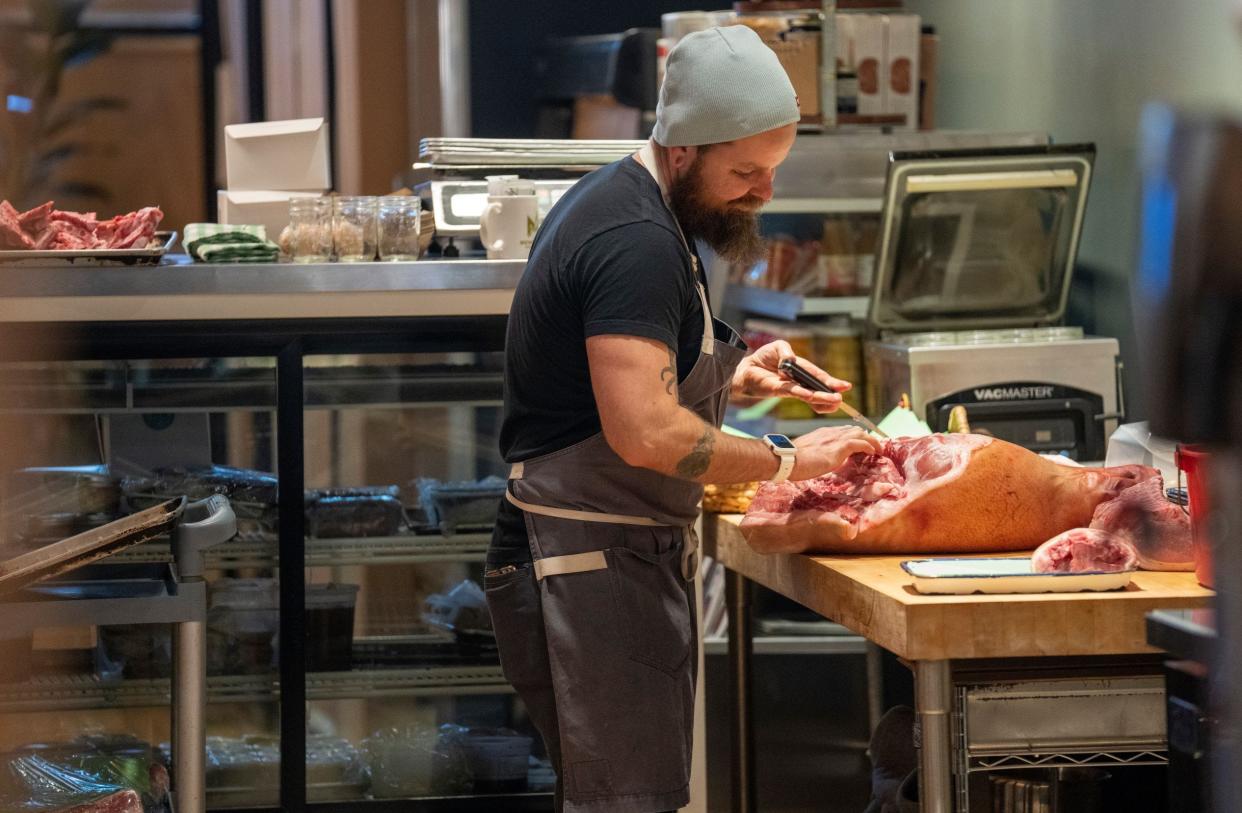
113, 531, 492, 568
0, 258, 539, 812
0, 664, 511, 712
951, 677, 1169, 812
724, 285, 870, 321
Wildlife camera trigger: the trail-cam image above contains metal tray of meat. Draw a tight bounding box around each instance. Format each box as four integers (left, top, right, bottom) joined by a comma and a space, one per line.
901, 557, 1135, 595
0, 230, 177, 266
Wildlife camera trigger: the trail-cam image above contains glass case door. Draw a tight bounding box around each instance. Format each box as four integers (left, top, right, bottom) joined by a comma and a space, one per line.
296, 352, 550, 806
0, 357, 284, 812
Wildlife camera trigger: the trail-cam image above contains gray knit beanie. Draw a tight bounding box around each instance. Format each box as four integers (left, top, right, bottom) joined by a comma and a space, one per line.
654, 25, 800, 147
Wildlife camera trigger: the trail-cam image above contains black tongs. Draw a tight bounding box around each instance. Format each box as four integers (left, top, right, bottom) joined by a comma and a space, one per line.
778, 358, 889, 438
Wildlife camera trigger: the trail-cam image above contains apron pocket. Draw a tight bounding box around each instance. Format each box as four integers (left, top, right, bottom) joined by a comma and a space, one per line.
608, 544, 692, 677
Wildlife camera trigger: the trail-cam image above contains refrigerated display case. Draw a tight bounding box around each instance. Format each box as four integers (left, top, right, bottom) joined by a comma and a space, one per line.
0, 259, 552, 812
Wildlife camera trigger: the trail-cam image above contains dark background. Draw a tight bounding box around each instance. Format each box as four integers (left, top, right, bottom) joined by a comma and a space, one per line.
467, 0, 700, 137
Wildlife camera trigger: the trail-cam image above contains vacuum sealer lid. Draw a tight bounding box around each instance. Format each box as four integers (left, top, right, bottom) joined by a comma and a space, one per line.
868, 144, 1095, 332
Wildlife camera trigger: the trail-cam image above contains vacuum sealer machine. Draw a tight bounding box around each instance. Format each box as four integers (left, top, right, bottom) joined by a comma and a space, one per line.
863, 144, 1124, 461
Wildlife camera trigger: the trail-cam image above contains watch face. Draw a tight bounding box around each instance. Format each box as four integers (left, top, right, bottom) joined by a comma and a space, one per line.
765, 433, 796, 450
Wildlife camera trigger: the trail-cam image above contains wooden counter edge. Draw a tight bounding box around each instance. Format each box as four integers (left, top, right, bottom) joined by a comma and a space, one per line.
705, 513, 1213, 662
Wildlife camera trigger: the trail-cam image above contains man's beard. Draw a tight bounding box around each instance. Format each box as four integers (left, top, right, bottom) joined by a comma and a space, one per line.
667, 157, 766, 268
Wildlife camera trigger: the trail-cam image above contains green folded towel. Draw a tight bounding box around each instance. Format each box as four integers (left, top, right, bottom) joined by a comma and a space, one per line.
183, 223, 279, 263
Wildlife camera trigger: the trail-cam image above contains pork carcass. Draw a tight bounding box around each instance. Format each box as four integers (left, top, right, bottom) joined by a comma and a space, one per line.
1031, 528, 1138, 573
740, 435, 1157, 554
1089, 476, 1193, 570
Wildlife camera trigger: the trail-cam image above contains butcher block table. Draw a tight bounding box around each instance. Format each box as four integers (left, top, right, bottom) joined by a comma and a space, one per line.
705, 513, 1213, 813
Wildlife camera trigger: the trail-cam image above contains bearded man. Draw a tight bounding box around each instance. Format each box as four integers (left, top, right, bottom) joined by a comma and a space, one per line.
485, 25, 880, 813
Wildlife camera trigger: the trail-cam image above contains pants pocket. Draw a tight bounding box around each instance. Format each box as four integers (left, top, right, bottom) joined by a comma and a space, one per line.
608, 543, 692, 677
484, 564, 564, 780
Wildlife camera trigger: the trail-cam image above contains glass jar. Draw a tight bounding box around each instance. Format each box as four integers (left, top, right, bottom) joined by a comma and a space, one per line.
285, 196, 332, 263
377, 196, 422, 261
333, 195, 378, 262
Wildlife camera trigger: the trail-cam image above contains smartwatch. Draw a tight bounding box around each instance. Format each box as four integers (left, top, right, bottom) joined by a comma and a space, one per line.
763, 433, 796, 483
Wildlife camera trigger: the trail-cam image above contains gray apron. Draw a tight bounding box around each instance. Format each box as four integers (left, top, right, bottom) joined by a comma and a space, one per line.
485, 143, 749, 813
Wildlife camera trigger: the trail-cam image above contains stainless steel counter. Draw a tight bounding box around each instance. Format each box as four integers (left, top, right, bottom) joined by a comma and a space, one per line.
0, 257, 525, 323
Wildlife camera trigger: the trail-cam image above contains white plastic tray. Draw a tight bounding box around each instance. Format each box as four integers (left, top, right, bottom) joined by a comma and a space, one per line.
901, 557, 1135, 595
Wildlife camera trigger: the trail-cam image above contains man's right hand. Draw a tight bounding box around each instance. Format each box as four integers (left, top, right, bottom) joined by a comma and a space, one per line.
789, 426, 884, 481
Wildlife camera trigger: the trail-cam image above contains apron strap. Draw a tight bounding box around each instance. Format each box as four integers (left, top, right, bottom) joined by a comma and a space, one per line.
506, 489, 666, 527
695, 280, 715, 355
638, 141, 716, 354
682, 524, 700, 582
533, 550, 608, 581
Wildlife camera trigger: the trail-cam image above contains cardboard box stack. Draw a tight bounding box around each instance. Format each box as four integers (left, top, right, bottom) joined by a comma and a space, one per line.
218, 117, 332, 241
836, 12, 921, 130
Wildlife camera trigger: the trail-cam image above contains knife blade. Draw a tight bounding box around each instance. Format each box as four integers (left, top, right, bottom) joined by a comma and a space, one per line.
777, 358, 890, 439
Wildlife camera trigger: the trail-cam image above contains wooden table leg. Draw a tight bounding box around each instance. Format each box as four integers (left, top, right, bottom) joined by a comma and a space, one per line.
726, 568, 756, 813
915, 659, 954, 813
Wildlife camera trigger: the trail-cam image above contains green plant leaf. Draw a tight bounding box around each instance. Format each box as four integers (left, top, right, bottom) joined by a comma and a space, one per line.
29, 0, 91, 38
41, 96, 125, 139
56, 28, 115, 69
33, 140, 90, 176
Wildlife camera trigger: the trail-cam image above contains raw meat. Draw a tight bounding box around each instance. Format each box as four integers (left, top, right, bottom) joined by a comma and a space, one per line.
741, 434, 1158, 554
0, 200, 35, 248
53, 790, 143, 813
1090, 477, 1193, 570
17, 200, 53, 233
100, 206, 163, 249
0, 200, 162, 251
1031, 528, 1138, 573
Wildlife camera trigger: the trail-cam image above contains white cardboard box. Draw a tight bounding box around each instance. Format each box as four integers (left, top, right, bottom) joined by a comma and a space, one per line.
217, 189, 320, 242
848, 14, 887, 118
885, 13, 921, 131
224, 117, 331, 192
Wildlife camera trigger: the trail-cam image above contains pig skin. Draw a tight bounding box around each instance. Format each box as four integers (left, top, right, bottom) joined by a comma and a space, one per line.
740, 435, 1158, 555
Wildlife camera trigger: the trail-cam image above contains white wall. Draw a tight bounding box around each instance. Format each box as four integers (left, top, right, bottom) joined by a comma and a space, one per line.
906, 0, 1242, 415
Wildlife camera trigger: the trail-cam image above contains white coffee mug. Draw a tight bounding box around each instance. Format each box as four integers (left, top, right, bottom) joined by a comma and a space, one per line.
479, 194, 540, 260
485, 174, 535, 197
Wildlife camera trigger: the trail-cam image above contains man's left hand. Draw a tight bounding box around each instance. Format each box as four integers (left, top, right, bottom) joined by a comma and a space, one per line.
730, 340, 849, 413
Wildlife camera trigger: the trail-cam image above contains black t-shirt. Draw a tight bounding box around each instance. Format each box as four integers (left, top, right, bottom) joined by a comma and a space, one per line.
491, 156, 707, 567
499, 155, 706, 462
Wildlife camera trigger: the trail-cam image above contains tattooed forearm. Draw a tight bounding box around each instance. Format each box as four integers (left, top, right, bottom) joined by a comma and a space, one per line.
659, 350, 676, 397
675, 426, 715, 479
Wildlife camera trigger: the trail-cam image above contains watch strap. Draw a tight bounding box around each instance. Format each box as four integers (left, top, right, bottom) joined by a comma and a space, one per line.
772, 450, 795, 483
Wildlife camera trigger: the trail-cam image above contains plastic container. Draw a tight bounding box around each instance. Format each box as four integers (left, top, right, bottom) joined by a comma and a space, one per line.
207, 578, 279, 675
417, 477, 506, 534
1177, 444, 1213, 587
305, 582, 359, 672
97, 626, 171, 679
9, 465, 120, 516
305, 487, 405, 538
460, 729, 533, 793
423, 579, 493, 639
363, 725, 471, 798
